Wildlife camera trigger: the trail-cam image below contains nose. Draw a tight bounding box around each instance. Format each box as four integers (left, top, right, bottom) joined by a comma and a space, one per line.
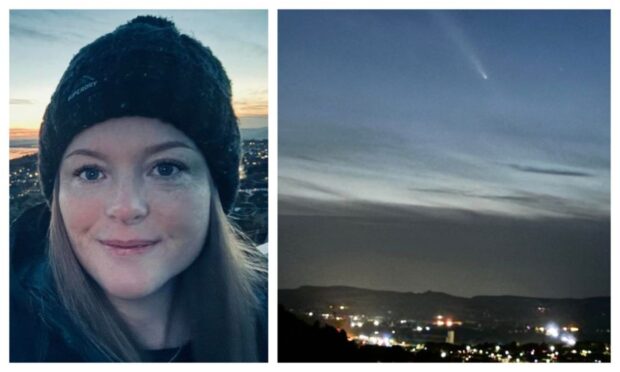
105, 175, 149, 225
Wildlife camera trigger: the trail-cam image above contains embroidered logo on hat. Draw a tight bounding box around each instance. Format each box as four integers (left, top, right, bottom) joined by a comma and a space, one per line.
67, 75, 98, 102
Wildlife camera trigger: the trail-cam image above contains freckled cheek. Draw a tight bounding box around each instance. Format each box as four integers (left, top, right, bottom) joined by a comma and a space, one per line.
58, 186, 107, 243
149, 186, 211, 243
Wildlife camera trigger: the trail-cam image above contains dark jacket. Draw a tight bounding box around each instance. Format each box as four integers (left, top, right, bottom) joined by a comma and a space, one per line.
10, 203, 268, 362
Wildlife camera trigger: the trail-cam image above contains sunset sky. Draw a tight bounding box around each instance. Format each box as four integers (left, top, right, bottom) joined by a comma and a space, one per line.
10, 10, 267, 139
279, 10, 610, 298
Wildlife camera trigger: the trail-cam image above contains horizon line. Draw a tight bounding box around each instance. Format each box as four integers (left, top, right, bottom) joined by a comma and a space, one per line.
278, 284, 611, 301
9, 124, 268, 140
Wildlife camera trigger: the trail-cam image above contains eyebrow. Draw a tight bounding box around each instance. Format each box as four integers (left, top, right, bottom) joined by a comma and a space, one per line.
63, 141, 197, 160
143, 141, 197, 157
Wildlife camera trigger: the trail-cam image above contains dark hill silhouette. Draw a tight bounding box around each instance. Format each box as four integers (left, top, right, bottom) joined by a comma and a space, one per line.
279, 305, 456, 362
280, 286, 609, 342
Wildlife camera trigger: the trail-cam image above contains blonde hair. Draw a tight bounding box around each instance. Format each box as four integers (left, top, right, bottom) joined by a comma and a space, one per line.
48, 179, 267, 362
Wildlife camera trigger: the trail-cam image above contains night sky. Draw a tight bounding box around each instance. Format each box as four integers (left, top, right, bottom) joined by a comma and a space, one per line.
278, 10, 610, 298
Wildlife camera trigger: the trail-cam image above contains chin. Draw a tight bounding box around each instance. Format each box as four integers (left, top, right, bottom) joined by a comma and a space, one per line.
100, 276, 162, 301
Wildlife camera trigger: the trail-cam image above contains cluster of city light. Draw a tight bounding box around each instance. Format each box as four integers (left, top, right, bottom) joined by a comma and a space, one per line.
358, 334, 607, 363
408, 342, 609, 363
456, 344, 561, 363
357, 334, 395, 347
433, 314, 462, 328
535, 322, 578, 346
300, 307, 607, 362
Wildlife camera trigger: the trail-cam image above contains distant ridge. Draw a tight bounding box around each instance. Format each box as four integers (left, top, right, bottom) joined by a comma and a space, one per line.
290, 285, 607, 301
241, 127, 267, 140
280, 285, 610, 336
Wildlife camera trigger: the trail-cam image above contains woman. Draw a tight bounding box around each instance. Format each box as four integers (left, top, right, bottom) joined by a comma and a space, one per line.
10, 15, 267, 362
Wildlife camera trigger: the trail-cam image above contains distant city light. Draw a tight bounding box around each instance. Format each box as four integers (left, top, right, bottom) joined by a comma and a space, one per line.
545, 323, 560, 338
351, 321, 364, 328
299, 302, 603, 362
561, 334, 577, 347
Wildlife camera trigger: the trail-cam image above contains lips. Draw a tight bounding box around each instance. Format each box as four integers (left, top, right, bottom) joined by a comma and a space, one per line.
100, 239, 159, 248
99, 239, 160, 255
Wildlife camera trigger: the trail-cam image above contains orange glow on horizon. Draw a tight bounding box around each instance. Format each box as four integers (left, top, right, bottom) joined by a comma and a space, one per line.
233, 101, 268, 117
9, 148, 38, 160
10, 128, 40, 139
10, 110, 267, 142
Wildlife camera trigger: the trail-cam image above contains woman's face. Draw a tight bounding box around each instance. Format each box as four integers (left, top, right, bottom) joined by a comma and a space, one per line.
58, 117, 212, 300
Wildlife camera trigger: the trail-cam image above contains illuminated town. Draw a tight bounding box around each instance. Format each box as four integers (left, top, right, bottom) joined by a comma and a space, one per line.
279, 286, 610, 363
232, 139, 268, 244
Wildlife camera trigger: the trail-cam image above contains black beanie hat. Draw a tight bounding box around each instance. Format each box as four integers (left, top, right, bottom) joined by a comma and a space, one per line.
38, 15, 240, 213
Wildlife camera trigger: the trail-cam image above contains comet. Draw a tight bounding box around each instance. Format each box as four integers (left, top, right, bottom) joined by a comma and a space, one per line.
433, 11, 490, 81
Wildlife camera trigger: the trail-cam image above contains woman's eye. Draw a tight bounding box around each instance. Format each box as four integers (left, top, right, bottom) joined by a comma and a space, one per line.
75, 166, 104, 182
152, 162, 185, 177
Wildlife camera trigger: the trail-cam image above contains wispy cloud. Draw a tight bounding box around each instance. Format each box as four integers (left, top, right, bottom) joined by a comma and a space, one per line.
10, 98, 34, 105
240, 40, 267, 56
409, 186, 606, 219
10, 24, 60, 42
12, 10, 105, 40
506, 163, 592, 177
280, 176, 349, 199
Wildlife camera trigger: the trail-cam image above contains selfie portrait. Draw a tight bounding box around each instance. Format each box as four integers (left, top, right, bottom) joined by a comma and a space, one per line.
9, 10, 268, 362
